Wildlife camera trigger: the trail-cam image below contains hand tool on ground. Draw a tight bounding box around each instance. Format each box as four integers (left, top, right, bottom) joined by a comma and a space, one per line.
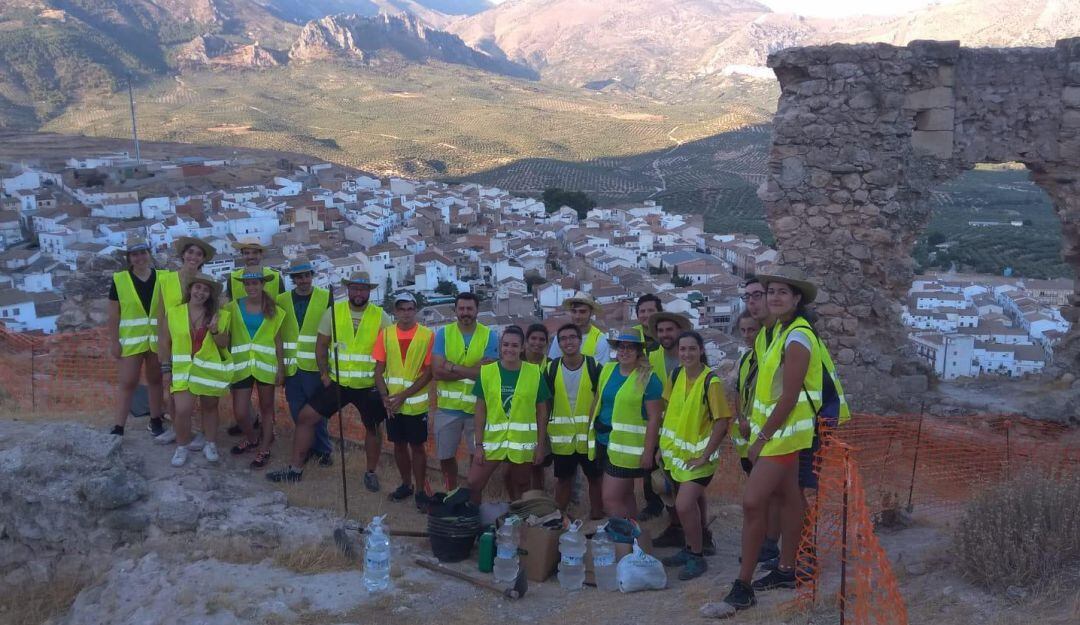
333, 523, 430, 560
414, 557, 528, 599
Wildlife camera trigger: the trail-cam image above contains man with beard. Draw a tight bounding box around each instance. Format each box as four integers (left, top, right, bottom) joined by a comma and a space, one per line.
266, 271, 391, 484
227, 238, 283, 300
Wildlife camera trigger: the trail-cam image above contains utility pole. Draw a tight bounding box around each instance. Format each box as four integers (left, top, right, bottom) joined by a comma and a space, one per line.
127, 72, 141, 164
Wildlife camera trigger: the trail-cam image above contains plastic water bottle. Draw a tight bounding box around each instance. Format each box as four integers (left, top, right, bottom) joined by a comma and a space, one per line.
363, 515, 391, 592
591, 524, 618, 592
493, 516, 520, 585
558, 520, 586, 590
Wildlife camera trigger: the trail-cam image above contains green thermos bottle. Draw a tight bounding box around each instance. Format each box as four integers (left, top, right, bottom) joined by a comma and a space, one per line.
478, 526, 496, 573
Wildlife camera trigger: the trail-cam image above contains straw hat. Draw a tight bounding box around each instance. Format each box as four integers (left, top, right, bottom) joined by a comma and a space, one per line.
757, 265, 819, 304
647, 312, 691, 338
231, 237, 266, 252
285, 257, 315, 275
342, 270, 375, 287
172, 236, 216, 262
606, 330, 647, 349
563, 292, 601, 315
124, 235, 150, 254
183, 272, 222, 299
238, 267, 273, 283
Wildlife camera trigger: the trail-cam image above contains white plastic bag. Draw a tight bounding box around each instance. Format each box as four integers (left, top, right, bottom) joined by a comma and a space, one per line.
616, 540, 667, 592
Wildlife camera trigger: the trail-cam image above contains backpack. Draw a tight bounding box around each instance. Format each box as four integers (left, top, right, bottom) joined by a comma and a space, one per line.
545, 355, 600, 395
670, 366, 717, 406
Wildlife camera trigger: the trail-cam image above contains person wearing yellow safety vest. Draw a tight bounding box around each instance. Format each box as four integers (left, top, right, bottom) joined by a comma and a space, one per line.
658, 331, 730, 581
227, 238, 283, 301
431, 292, 499, 491
226, 267, 286, 470
720, 266, 848, 613
522, 322, 551, 491
588, 331, 663, 520
153, 235, 216, 444
265, 271, 391, 485
373, 292, 434, 511
108, 237, 164, 438
159, 273, 231, 467
632, 293, 662, 349
466, 326, 551, 505
547, 293, 610, 363
277, 257, 334, 467
546, 323, 603, 519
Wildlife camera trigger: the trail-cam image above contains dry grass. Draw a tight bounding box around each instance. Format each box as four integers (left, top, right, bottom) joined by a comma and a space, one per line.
954, 470, 1080, 593
0, 574, 97, 625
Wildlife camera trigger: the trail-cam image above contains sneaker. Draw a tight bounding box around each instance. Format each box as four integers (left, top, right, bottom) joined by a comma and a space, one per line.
760, 556, 780, 572
250, 450, 271, 469
758, 539, 780, 563
679, 553, 708, 581
639, 501, 665, 521
752, 567, 797, 591
266, 466, 304, 483
109, 425, 124, 436
721, 579, 756, 611
231, 438, 259, 455
364, 471, 380, 493
653, 524, 685, 548
154, 428, 177, 445
415, 491, 432, 512
171, 446, 189, 467
203, 442, 220, 463
148, 417, 165, 437
662, 547, 691, 568
703, 529, 717, 557
187, 432, 206, 451
389, 483, 414, 502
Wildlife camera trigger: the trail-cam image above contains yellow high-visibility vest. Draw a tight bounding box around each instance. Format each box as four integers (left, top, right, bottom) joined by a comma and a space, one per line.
328, 301, 384, 389
660, 368, 724, 482
113, 270, 160, 356
436, 323, 492, 413
480, 362, 542, 464
167, 304, 232, 396
227, 298, 285, 384
277, 288, 330, 376
384, 324, 434, 416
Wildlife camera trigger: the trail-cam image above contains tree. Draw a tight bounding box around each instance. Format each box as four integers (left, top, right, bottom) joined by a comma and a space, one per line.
671, 266, 692, 287
525, 273, 548, 294
435, 280, 458, 296
927, 231, 947, 246
542, 187, 597, 220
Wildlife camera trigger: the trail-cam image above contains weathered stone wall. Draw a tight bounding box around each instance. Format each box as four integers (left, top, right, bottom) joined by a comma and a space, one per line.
762, 38, 1080, 410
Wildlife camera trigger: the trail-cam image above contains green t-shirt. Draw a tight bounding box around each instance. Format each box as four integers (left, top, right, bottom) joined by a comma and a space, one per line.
473, 363, 552, 414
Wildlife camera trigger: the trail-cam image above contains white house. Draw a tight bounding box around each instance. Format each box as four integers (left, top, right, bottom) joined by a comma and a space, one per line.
141, 196, 172, 220
0, 288, 61, 333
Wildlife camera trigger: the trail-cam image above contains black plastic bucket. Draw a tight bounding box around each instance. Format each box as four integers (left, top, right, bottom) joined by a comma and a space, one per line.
428, 514, 481, 562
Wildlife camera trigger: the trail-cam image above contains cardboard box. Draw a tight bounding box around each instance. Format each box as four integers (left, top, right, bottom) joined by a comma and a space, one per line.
518, 525, 562, 582
584, 527, 652, 585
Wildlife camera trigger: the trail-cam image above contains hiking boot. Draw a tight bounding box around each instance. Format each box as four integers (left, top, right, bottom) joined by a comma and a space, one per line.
203, 442, 220, 463
721, 579, 756, 611
752, 567, 797, 591
109, 425, 124, 436
662, 547, 692, 568
703, 529, 717, 557
250, 450, 271, 469
148, 417, 165, 437
639, 501, 665, 521
678, 553, 708, 581
653, 524, 685, 548
760, 556, 780, 572
266, 466, 304, 483
758, 539, 779, 563
389, 483, 415, 502
187, 432, 206, 451
154, 428, 177, 445
364, 471, 380, 493
170, 446, 189, 467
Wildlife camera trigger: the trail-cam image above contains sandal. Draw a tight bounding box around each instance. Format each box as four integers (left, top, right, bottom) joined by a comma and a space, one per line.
230, 438, 259, 455
250, 449, 272, 469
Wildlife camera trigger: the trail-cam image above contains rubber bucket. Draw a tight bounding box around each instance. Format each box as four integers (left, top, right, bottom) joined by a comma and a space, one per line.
428, 515, 480, 562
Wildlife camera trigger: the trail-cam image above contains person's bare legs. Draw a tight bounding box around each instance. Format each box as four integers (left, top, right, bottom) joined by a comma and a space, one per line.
410, 443, 427, 494
173, 391, 196, 446
144, 352, 163, 420
530, 464, 545, 491
676, 481, 707, 553
555, 475, 573, 511
201, 396, 219, 445
508, 463, 532, 500
467, 459, 501, 505
738, 457, 795, 583
233, 386, 258, 446
254, 382, 276, 455
365, 423, 382, 474
602, 474, 635, 519
288, 405, 322, 467
113, 356, 143, 428
441, 458, 460, 491
778, 469, 804, 571
394, 439, 413, 487
587, 474, 604, 519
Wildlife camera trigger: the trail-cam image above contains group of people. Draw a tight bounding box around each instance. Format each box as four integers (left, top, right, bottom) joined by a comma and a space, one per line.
109, 235, 847, 612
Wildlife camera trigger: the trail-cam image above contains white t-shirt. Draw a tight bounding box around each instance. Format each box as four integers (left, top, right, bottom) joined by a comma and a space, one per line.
784, 328, 814, 352
560, 359, 585, 410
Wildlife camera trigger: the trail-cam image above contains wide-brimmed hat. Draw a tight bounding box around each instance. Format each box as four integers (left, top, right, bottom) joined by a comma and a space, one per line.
285, 257, 315, 275
648, 312, 691, 338
172, 236, 216, 262
124, 235, 150, 254
563, 292, 601, 315
231, 237, 266, 252
757, 265, 818, 305
183, 272, 222, 299
239, 267, 273, 283
606, 330, 647, 349
342, 271, 375, 287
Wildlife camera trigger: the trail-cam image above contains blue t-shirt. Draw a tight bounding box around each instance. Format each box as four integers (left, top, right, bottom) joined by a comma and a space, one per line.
291, 291, 312, 328
595, 367, 662, 445
434, 325, 500, 418
238, 297, 265, 339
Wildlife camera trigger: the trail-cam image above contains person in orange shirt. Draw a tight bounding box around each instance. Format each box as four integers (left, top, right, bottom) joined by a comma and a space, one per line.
373, 292, 435, 511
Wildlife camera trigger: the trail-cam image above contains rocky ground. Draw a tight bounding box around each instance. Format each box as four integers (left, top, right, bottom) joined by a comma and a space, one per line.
0, 416, 1075, 625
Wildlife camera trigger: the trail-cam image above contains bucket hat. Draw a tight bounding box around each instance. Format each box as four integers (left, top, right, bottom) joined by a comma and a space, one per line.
757, 265, 819, 304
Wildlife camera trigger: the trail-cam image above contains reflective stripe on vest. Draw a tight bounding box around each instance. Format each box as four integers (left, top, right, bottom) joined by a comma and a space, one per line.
227, 299, 284, 384
751, 318, 823, 456
329, 301, 384, 389
548, 358, 596, 455
384, 323, 433, 416
167, 304, 233, 397
114, 270, 160, 356
480, 362, 541, 464
647, 347, 674, 399
581, 324, 603, 358
588, 362, 649, 469
277, 287, 330, 376
436, 323, 492, 413
731, 350, 755, 458
660, 369, 722, 482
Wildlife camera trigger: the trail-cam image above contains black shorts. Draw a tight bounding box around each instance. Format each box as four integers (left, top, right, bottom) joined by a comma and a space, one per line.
387, 413, 429, 446
595, 443, 648, 479
740, 458, 753, 476
232, 376, 273, 390
553, 452, 601, 480
308, 383, 387, 429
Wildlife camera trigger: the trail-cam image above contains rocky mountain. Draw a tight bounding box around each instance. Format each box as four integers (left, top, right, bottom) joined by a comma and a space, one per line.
288, 12, 536, 78
175, 34, 283, 70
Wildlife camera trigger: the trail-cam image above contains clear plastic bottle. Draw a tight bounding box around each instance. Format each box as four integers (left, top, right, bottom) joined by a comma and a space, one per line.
591, 523, 618, 592
493, 516, 521, 585
363, 515, 391, 592
558, 520, 586, 590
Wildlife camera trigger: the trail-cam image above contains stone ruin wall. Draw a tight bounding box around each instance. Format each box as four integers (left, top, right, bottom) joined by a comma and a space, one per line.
761, 38, 1080, 410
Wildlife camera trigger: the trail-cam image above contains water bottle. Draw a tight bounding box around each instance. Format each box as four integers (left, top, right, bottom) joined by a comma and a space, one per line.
363, 515, 391, 592
557, 520, 586, 590
591, 523, 618, 592
493, 516, 520, 585
478, 526, 496, 573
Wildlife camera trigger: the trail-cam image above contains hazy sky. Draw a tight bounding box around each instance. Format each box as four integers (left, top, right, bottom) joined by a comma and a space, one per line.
488, 0, 947, 18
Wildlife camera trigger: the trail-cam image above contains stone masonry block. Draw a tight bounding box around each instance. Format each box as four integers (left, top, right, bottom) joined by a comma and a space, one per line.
903, 87, 954, 110
911, 130, 954, 158
937, 65, 955, 87
1064, 87, 1080, 108
1064, 110, 1080, 129
915, 108, 954, 131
